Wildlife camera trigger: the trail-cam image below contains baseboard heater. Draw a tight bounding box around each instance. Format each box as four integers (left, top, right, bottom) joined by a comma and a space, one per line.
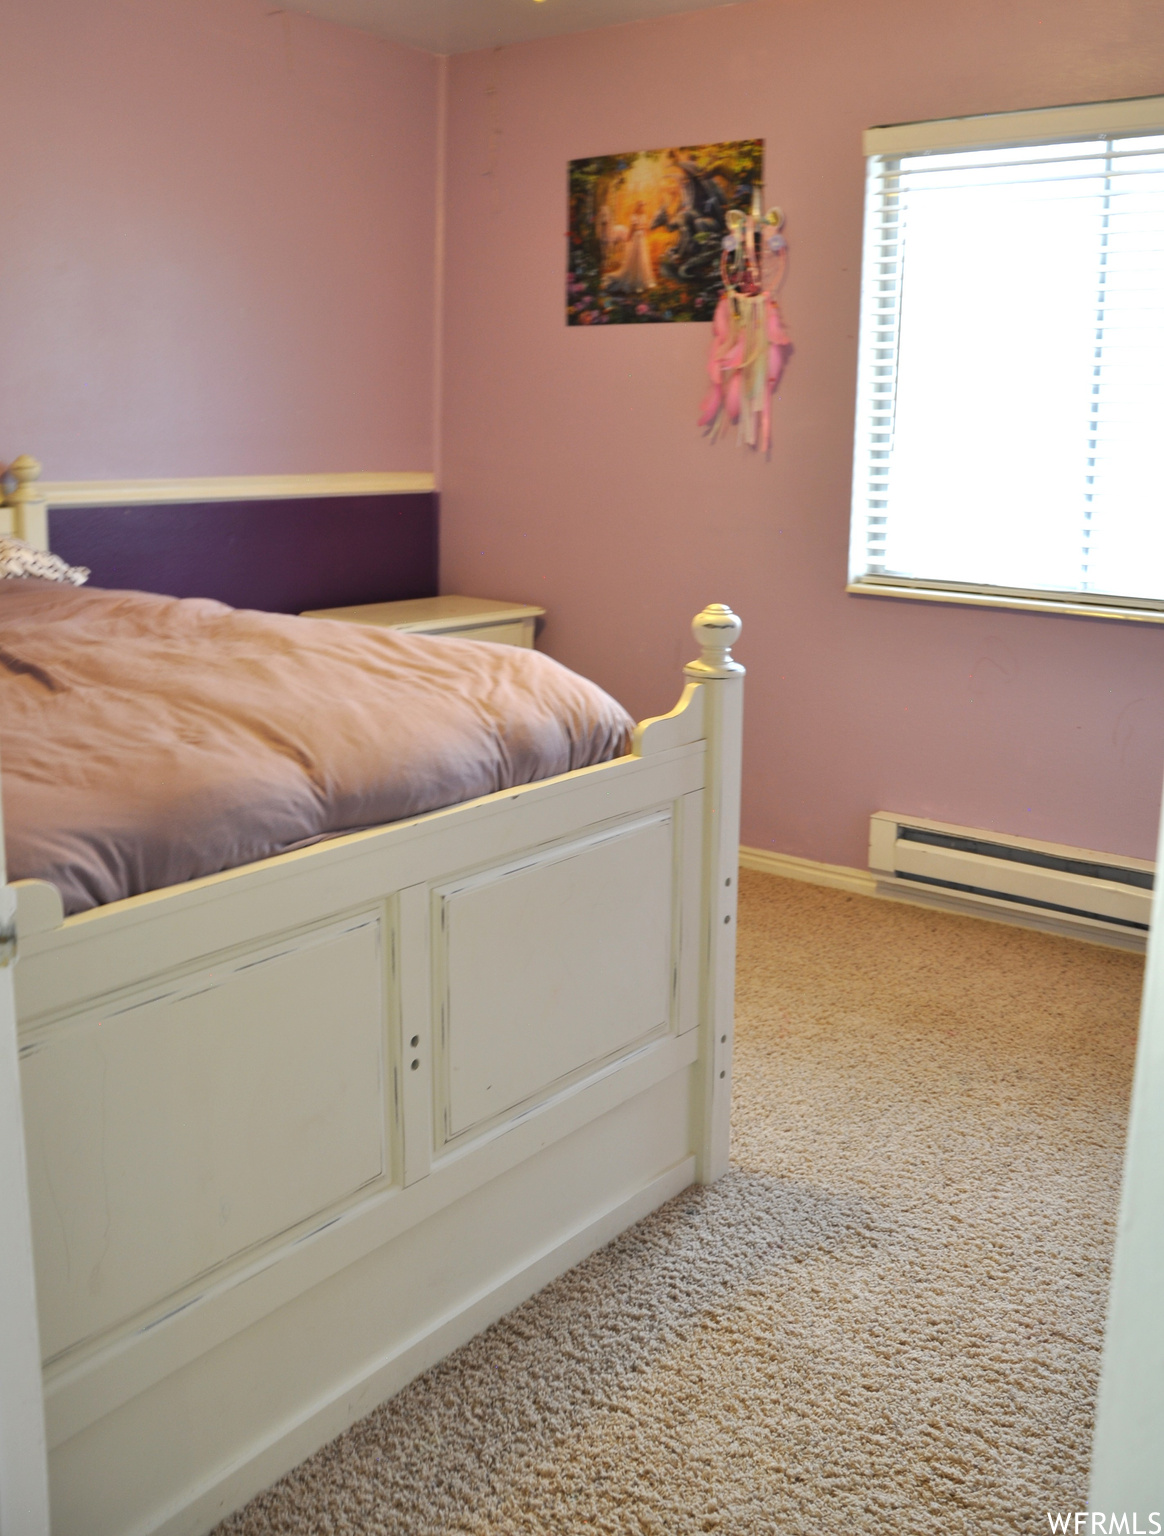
869, 812, 1154, 938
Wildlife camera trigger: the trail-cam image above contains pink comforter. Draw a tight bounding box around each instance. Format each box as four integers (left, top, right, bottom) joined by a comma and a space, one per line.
0, 582, 634, 914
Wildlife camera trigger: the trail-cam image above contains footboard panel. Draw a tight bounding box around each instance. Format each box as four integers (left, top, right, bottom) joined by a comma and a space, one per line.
49, 1077, 696, 1536
23, 913, 391, 1365
436, 811, 675, 1144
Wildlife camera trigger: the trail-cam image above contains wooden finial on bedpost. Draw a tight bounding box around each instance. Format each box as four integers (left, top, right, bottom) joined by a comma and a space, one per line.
687, 603, 743, 680
7, 456, 49, 551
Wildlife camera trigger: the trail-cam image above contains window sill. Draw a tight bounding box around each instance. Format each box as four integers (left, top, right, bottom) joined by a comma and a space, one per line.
847, 579, 1164, 625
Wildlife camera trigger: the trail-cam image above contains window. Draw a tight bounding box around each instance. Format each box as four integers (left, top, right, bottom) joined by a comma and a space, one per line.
849, 97, 1164, 619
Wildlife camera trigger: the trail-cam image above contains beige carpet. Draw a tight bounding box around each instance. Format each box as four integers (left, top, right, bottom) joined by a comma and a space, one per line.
217, 872, 1142, 1534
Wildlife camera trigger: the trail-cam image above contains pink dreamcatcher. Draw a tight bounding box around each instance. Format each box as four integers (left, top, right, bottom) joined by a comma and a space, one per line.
698, 191, 792, 452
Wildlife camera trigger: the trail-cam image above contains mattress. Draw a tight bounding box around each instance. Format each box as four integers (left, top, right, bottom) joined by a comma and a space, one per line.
0, 582, 634, 914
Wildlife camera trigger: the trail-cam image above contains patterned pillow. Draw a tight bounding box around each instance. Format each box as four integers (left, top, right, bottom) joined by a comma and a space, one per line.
0, 536, 89, 586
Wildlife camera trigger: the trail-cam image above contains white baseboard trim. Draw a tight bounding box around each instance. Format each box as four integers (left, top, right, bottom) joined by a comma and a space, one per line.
738, 846, 878, 896
739, 845, 1147, 953
145, 1157, 694, 1536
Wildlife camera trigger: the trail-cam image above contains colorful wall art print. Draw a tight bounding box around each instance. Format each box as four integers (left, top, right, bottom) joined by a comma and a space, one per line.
567, 140, 764, 325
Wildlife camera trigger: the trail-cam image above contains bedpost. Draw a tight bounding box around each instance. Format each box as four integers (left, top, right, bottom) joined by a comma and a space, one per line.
6, 456, 49, 551
0, 734, 51, 1534
686, 603, 744, 1184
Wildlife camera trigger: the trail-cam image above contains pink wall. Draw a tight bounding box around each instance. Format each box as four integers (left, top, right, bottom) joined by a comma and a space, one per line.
439, 0, 1164, 865
0, 0, 438, 478
6, 0, 1162, 866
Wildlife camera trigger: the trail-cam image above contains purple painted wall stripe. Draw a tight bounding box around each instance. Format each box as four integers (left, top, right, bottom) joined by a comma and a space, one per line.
48, 495, 438, 615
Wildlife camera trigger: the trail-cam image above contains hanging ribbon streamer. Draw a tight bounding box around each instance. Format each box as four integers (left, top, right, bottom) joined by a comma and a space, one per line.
698, 196, 792, 451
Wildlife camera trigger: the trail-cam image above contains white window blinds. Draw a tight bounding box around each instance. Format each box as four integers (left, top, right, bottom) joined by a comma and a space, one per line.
850, 99, 1164, 611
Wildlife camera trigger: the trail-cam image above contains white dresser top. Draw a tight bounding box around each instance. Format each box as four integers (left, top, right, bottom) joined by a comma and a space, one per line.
301, 595, 546, 633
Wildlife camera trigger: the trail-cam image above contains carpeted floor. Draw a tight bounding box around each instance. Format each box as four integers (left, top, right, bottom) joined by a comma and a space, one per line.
217, 872, 1142, 1535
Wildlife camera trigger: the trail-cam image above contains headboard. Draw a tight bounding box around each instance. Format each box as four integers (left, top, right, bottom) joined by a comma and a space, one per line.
0, 456, 49, 548
0, 457, 439, 615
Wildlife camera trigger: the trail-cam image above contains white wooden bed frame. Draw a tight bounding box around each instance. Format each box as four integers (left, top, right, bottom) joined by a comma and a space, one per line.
1, 461, 743, 1536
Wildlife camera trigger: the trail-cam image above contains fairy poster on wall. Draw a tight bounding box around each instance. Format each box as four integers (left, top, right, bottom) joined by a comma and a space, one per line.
567, 139, 764, 325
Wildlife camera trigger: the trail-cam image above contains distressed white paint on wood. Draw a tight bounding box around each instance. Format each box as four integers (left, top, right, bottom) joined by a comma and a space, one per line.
436, 813, 674, 1141
3, 604, 744, 1536
685, 606, 744, 1183
678, 790, 705, 1035
24, 915, 388, 1363
397, 884, 433, 1188
0, 736, 50, 1534
12, 880, 65, 938
44, 1031, 697, 1454
48, 1077, 695, 1536
632, 681, 704, 756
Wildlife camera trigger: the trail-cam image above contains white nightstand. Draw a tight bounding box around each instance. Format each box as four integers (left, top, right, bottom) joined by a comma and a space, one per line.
301, 595, 545, 648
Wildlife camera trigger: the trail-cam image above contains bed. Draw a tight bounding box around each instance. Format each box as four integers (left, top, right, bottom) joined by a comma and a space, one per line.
0, 459, 743, 1536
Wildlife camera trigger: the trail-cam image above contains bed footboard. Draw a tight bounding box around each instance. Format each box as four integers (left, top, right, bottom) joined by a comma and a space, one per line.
10, 606, 743, 1536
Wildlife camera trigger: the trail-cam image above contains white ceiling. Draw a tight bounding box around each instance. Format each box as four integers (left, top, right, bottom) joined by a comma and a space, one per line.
277, 0, 743, 56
